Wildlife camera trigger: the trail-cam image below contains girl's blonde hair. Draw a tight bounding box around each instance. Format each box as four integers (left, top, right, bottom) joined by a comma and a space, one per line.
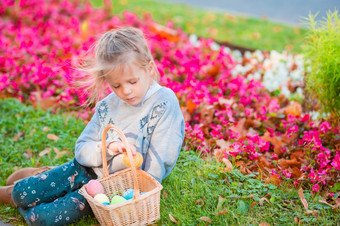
78, 27, 159, 106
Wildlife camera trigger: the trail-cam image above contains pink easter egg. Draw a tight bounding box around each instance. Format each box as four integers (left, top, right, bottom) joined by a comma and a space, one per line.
86, 180, 104, 197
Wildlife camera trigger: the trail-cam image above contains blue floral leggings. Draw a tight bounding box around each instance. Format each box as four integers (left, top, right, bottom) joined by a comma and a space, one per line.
12, 158, 97, 225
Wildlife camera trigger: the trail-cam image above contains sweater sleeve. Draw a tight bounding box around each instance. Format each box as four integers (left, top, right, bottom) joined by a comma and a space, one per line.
143, 93, 185, 183
74, 104, 117, 167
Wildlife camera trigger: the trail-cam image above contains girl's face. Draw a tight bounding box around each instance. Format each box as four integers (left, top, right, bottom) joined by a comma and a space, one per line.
106, 62, 153, 106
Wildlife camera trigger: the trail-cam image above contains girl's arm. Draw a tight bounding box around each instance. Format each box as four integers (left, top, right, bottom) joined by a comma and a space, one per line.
74, 106, 117, 167
143, 94, 185, 183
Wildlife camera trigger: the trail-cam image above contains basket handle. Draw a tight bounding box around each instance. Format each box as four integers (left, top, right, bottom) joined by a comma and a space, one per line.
101, 124, 140, 199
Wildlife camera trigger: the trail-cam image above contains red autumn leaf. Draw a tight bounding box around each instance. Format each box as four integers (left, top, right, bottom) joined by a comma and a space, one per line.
186, 100, 197, 114
281, 133, 297, 145
235, 161, 245, 168
290, 149, 305, 161
285, 101, 302, 116
216, 208, 228, 216
249, 201, 257, 212
169, 214, 178, 224
200, 105, 215, 126
163, 190, 168, 198
291, 167, 303, 179
265, 174, 281, 186
180, 107, 192, 122
294, 217, 300, 223
261, 132, 283, 157
258, 156, 274, 169
31, 90, 57, 111
47, 134, 59, 141
240, 165, 253, 175
150, 23, 179, 43
216, 139, 230, 150
280, 158, 300, 170
261, 197, 270, 205
202, 63, 220, 77
230, 118, 248, 138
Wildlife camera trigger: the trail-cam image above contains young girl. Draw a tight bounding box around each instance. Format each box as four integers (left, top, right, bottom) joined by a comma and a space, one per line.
0, 27, 185, 225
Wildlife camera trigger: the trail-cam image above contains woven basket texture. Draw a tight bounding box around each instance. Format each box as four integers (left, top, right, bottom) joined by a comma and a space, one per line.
79, 124, 163, 226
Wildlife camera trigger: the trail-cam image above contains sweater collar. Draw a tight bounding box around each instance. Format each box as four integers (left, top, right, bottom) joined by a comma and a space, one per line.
141, 82, 161, 105
122, 82, 161, 107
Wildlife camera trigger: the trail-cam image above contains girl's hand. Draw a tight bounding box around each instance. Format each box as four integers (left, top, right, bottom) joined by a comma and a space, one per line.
108, 141, 137, 157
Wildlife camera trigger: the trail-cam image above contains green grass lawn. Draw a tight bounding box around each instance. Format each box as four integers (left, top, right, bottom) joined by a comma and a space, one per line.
90, 0, 308, 53
1, 98, 338, 225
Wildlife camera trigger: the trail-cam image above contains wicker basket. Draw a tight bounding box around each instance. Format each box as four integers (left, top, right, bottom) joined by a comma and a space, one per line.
79, 124, 163, 226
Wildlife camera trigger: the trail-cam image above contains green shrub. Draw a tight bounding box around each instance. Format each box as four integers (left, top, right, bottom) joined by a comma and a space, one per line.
303, 10, 340, 116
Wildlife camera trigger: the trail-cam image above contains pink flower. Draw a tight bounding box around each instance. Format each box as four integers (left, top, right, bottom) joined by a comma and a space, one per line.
320, 121, 332, 133
331, 153, 340, 170
311, 184, 320, 192
272, 153, 279, 160
282, 170, 292, 179
301, 114, 310, 122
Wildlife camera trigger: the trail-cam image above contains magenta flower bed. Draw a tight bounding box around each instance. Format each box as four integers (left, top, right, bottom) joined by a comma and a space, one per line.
0, 0, 339, 197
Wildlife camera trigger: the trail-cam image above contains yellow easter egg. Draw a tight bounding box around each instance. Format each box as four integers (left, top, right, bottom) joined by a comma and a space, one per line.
123, 152, 143, 167
94, 193, 110, 204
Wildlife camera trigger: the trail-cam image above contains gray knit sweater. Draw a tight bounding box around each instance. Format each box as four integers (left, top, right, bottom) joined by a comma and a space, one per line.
75, 82, 185, 183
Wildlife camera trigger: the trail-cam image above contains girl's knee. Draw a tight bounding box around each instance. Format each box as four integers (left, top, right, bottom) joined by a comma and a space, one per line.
12, 178, 35, 208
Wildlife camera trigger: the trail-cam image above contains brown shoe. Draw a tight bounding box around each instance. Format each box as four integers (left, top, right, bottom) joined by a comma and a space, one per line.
6, 166, 54, 185
0, 185, 16, 206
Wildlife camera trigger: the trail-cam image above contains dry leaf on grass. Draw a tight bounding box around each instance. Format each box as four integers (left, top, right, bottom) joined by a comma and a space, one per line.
47, 134, 59, 141
195, 197, 205, 206
199, 216, 212, 223
216, 208, 228, 216
299, 188, 319, 218
265, 174, 281, 186
39, 148, 51, 157
53, 147, 68, 159
13, 131, 24, 141
162, 190, 168, 198
214, 148, 224, 162
23, 149, 34, 159
222, 158, 233, 172
319, 199, 340, 210
259, 223, 270, 226
43, 127, 50, 132
249, 201, 257, 212
298, 188, 308, 209
31, 90, 57, 110
169, 214, 178, 224
305, 210, 318, 218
